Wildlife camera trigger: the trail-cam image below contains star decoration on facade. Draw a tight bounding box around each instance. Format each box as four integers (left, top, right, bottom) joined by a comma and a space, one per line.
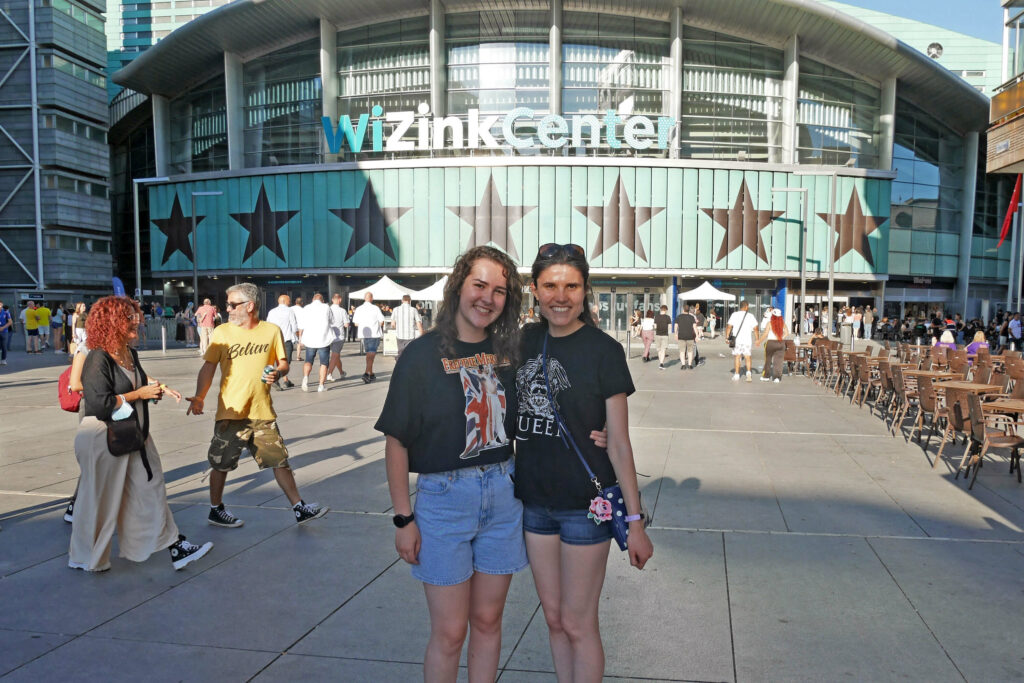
447, 176, 536, 262
573, 178, 663, 261
152, 195, 201, 265
329, 180, 411, 261
701, 180, 783, 264
816, 188, 887, 268
229, 184, 296, 262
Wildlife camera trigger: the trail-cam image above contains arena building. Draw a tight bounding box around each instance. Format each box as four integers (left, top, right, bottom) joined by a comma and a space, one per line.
109, 0, 1013, 328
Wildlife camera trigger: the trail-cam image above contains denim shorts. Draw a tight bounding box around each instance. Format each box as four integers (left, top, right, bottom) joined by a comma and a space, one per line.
522, 503, 613, 546
412, 459, 528, 586
304, 346, 329, 365
362, 337, 380, 354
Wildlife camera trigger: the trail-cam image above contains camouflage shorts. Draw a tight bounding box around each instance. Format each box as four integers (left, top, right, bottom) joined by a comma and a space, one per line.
208, 419, 290, 471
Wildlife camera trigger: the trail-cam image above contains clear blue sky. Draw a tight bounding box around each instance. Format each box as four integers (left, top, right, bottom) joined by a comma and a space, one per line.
839, 0, 1004, 43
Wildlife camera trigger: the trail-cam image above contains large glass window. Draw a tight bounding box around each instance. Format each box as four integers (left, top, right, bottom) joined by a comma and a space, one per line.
797, 59, 880, 168
336, 17, 430, 158
562, 13, 670, 120
169, 76, 227, 173
891, 99, 964, 233
681, 26, 783, 162
243, 39, 322, 167
974, 149, 1014, 239
447, 11, 551, 116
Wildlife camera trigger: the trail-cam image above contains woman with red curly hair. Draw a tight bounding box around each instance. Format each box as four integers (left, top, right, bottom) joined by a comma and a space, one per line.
755, 308, 789, 383
69, 296, 212, 572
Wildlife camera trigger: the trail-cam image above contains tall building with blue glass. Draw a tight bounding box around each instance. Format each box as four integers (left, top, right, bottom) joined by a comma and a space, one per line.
108, 0, 1012, 329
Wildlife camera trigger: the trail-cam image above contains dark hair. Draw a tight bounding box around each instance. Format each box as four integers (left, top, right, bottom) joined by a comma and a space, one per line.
434, 246, 523, 365
645, 310, 654, 319
530, 244, 596, 328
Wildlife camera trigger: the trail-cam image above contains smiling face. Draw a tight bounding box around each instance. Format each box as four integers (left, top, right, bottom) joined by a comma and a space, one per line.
531, 263, 586, 336
454, 258, 509, 343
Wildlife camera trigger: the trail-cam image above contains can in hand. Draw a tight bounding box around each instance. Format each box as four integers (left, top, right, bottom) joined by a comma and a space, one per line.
262, 364, 275, 384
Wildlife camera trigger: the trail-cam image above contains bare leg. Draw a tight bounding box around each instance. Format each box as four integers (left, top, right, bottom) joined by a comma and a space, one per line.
327, 352, 343, 378
365, 351, 376, 375
318, 363, 327, 386
526, 532, 573, 680
209, 469, 228, 506
467, 572, 513, 683
423, 580, 471, 683
303, 361, 313, 381
272, 466, 302, 506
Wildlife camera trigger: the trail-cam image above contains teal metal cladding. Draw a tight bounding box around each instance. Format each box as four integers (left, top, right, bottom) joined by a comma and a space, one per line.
148, 165, 891, 275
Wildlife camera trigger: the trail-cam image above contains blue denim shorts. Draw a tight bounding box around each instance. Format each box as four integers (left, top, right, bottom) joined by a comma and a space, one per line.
304, 346, 329, 365
363, 337, 380, 353
412, 459, 528, 586
522, 503, 613, 546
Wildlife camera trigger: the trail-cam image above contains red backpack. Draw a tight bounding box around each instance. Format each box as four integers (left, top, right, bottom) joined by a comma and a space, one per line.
58, 365, 83, 413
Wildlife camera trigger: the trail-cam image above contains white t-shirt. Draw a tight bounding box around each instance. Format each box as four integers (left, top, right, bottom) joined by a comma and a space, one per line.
329, 304, 350, 340
640, 317, 656, 332
727, 310, 758, 345
298, 300, 334, 348
266, 304, 298, 342
353, 301, 385, 339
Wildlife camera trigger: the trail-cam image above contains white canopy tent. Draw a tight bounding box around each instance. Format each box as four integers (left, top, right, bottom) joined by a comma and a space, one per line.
676, 281, 736, 302
348, 275, 417, 301
413, 276, 448, 302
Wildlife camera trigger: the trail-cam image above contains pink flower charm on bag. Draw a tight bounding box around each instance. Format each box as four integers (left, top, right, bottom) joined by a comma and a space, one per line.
588, 496, 613, 524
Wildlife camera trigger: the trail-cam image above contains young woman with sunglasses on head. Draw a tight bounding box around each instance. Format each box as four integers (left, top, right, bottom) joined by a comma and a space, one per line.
376, 246, 528, 683
515, 243, 653, 682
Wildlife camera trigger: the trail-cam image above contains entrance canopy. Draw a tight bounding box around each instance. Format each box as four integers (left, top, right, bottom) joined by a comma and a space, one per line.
348, 275, 416, 300
413, 276, 448, 302
677, 281, 736, 302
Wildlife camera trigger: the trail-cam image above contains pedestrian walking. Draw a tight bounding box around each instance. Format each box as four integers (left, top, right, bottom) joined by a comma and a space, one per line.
353, 292, 385, 383
326, 292, 349, 381
756, 308, 787, 383
195, 298, 217, 355
0, 301, 11, 366
266, 294, 298, 388
297, 293, 333, 393
24, 301, 39, 353
726, 300, 758, 382
391, 294, 423, 359
186, 283, 327, 528
675, 304, 700, 370
640, 310, 655, 361
653, 304, 671, 369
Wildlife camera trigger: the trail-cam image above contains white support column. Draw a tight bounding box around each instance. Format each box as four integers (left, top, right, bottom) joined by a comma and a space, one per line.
1003, 7, 1010, 85
669, 8, 683, 159
549, 0, 562, 118
780, 35, 798, 165
429, 0, 446, 117
878, 76, 897, 171
320, 18, 338, 163
28, 0, 43, 289
152, 94, 171, 177
956, 131, 979, 317
224, 52, 244, 170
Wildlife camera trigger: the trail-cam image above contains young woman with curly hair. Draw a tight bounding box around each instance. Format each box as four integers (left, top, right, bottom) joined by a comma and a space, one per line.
69, 296, 212, 572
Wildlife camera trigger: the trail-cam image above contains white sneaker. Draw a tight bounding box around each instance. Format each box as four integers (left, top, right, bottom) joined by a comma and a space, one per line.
324, 375, 334, 383
0, 360, 6, 365
317, 384, 325, 393
760, 376, 771, 382
301, 377, 309, 392
773, 378, 780, 383
746, 375, 752, 383
732, 373, 740, 381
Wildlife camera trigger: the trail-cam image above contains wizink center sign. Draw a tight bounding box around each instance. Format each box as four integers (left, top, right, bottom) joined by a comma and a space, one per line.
322, 104, 674, 154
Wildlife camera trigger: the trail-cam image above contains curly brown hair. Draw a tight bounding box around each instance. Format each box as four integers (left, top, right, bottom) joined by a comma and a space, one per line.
84, 296, 141, 356
434, 246, 523, 365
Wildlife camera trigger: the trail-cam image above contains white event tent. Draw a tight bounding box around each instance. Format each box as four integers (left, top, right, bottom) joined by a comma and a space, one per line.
348, 275, 416, 301
413, 276, 448, 302
676, 281, 736, 301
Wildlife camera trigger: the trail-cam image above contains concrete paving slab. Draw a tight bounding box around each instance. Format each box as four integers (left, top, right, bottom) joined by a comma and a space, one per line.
90, 512, 397, 652
0, 496, 74, 576
1, 635, 277, 682
0, 629, 72, 676
252, 654, 425, 683
869, 537, 1024, 681
727, 533, 962, 682
506, 530, 734, 682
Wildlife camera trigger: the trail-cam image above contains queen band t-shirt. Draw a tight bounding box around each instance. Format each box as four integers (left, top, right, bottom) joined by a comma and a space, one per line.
375, 331, 515, 473
204, 320, 286, 421
514, 323, 635, 510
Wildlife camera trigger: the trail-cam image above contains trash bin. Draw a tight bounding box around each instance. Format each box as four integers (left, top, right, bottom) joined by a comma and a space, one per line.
840, 323, 852, 347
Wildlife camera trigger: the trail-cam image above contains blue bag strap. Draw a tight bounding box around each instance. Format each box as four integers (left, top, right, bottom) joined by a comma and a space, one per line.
542, 333, 603, 494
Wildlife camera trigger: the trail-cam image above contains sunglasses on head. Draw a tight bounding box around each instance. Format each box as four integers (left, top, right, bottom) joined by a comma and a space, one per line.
537, 243, 586, 260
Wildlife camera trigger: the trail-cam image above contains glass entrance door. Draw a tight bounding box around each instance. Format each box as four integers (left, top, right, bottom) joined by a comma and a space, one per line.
597, 292, 612, 331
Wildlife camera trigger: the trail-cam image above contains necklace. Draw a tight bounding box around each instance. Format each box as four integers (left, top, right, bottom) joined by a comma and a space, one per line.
113, 347, 134, 370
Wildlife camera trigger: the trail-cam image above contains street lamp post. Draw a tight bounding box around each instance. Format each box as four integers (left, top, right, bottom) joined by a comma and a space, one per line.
191, 191, 223, 308
772, 186, 809, 336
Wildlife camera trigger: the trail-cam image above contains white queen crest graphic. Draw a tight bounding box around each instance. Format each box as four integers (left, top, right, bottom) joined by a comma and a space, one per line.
516, 354, 570, 437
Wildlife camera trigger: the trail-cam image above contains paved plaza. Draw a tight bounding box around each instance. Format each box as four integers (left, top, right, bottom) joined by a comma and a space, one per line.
1, 338, 1023, 682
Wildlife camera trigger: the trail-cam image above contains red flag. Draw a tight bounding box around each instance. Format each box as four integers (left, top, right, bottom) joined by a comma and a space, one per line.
998, 173, 1022, 248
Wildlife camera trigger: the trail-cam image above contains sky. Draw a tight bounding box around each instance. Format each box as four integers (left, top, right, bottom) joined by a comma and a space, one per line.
838, 0, 1005, 43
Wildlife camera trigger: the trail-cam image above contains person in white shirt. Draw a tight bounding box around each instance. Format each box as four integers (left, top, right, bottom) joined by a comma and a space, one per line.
297, 293, 334, 392
391, 294, 423, 359
289, 297, 304, 361
725, 300, 758, 382
266, 294, 298, 389
352, 292, 385, 383
326, 293, 350, 382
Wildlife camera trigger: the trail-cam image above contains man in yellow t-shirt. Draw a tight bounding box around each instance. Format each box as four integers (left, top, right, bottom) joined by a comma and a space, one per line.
23, 301, 39, 353
186, 283, 328, 528
35, 303, 51, 349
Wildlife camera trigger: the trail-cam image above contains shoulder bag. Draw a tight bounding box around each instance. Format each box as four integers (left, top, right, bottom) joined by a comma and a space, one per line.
102, 350, 154, 480
542, 333, 650, 551
727, 311, 749, 349
58, 365, 83, 413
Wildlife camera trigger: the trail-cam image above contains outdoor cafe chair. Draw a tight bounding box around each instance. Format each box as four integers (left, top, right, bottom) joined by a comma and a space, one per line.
971, 362, 994, 385
875, 360, 896, 422
917, 376, 948, 448
959, 393, 1024, 490
890, 365, 920, 439
932, 388, 970, 470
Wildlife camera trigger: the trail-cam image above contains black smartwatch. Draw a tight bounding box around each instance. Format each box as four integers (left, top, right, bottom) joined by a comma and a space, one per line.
393, 512, 415, 528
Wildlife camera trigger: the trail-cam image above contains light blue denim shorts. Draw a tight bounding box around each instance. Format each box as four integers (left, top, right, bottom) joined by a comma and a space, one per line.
523, 503, 614, 546
412, 459, 528, 586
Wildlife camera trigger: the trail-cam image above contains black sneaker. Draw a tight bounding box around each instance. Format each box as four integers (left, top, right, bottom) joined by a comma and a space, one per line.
284, 380, 294, 388
361, 373, 371, 384
293, 501, 329, 525
368, 373, 376, 382
63, 500, 74, 524
208, 503, 244, 528
169, 535, 213, 570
